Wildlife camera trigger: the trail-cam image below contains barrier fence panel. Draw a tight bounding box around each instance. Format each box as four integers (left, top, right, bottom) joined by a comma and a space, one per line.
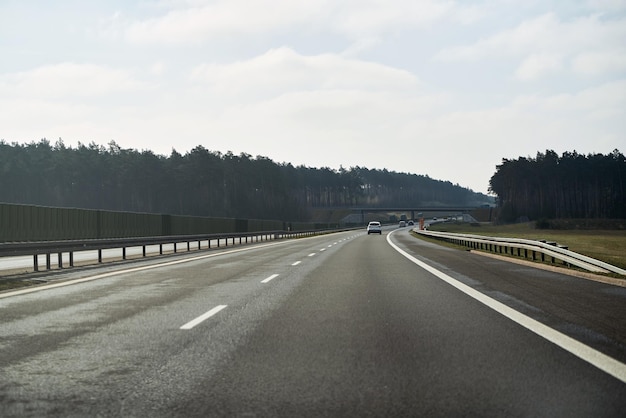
0, 203, 339, 242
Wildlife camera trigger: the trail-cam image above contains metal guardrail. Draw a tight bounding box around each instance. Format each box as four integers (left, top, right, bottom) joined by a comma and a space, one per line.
414, 229, 626, 276
0, 229, 338, 273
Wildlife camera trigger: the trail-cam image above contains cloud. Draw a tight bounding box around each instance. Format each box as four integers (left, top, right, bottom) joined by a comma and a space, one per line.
189, 47, 420, 100
0, 62, 153, 146
515, 53, 564, 80
586, 0, 626, 11
330, 0, 457, 37
124, 0, 328, 45
120, 0, 479, 45
572, 50, 626, 75
511, 79, 626, 118
435, 13, 561, 61
0, 63, 148, 99
435, 12, 626, 79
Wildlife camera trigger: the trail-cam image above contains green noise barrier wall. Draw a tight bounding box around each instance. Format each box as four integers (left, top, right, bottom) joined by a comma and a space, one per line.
0, 203, 315, 242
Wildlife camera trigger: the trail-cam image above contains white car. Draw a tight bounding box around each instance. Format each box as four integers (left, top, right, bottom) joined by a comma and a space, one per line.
367, 221, 382, 234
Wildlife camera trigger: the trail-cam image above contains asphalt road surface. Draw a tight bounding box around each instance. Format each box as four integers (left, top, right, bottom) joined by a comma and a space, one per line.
1, 227, 625, 417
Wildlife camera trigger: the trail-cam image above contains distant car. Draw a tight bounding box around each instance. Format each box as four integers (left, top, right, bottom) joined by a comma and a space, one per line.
399, 220, 406, 227
367, 221, 382, 234
407, 220, 414, 226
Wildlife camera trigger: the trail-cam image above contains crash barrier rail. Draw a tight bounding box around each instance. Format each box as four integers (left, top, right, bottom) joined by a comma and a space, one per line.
414, 229, 626, 276
0, 229, 339, 273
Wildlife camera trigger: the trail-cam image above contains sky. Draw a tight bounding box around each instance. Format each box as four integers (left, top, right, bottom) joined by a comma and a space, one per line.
1, 1, 625, 194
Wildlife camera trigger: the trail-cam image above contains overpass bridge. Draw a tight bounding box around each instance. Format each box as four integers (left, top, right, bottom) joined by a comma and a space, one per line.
351, 207, 482, 224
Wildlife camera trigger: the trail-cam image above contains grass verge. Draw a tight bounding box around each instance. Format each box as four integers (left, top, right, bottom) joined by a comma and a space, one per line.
421, 221, 626, 272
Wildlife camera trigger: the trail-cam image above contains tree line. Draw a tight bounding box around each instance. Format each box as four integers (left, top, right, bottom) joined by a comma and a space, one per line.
489, 149, 626, 221
0, 139, 491, 221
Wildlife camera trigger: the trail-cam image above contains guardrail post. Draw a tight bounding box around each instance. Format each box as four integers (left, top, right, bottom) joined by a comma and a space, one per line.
1, 228, 357, 275
415, 229, 625, 275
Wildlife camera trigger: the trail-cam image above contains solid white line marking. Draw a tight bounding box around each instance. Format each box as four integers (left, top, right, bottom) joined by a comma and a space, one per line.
180, 305, 227, 330
262, 274, 279, 283
386, 230, 626, 384
308, 253, 316, 257
292, 261, 302, 266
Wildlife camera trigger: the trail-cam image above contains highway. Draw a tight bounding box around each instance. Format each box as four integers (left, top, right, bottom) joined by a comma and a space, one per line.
1, 227, 625, 416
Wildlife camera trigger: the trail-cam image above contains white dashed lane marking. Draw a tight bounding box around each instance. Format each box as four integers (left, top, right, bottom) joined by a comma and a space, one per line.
261, 274, 279, 283
180, 305, 228, 330
179, 234, 354, 329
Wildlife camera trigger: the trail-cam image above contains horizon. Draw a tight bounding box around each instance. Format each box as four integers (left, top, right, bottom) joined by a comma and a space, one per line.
2, 1, 624, 194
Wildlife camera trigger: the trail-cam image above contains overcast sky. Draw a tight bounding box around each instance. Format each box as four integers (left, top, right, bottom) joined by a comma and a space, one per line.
1, 1, 625, 194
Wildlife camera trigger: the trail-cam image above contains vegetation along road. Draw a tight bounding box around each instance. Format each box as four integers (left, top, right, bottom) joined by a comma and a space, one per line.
1, 226, 625, 416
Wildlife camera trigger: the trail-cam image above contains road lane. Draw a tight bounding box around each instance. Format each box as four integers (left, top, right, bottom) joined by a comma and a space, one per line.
0, 228, 624, 416
390, 228, 626, 365
0, 232, 358, 416
173, 229, 626, 417
388, 229, 626, 383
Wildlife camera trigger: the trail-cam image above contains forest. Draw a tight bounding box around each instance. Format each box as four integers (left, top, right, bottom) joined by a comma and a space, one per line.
489, 149, 626, 222
0, 139, 491, 222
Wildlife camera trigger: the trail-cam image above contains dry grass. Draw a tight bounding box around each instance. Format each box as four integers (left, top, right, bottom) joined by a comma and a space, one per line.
427, 222, 626, 270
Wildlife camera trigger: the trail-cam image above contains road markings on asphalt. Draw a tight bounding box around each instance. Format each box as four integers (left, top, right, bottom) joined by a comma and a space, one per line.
180, 305, 228, 330
308, 253, 316, 257
0, 241, 291, 299
262, 274, 279, 284
1, 232, 351, 300
292, 261, 302, 266
387, 229, 626, 384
